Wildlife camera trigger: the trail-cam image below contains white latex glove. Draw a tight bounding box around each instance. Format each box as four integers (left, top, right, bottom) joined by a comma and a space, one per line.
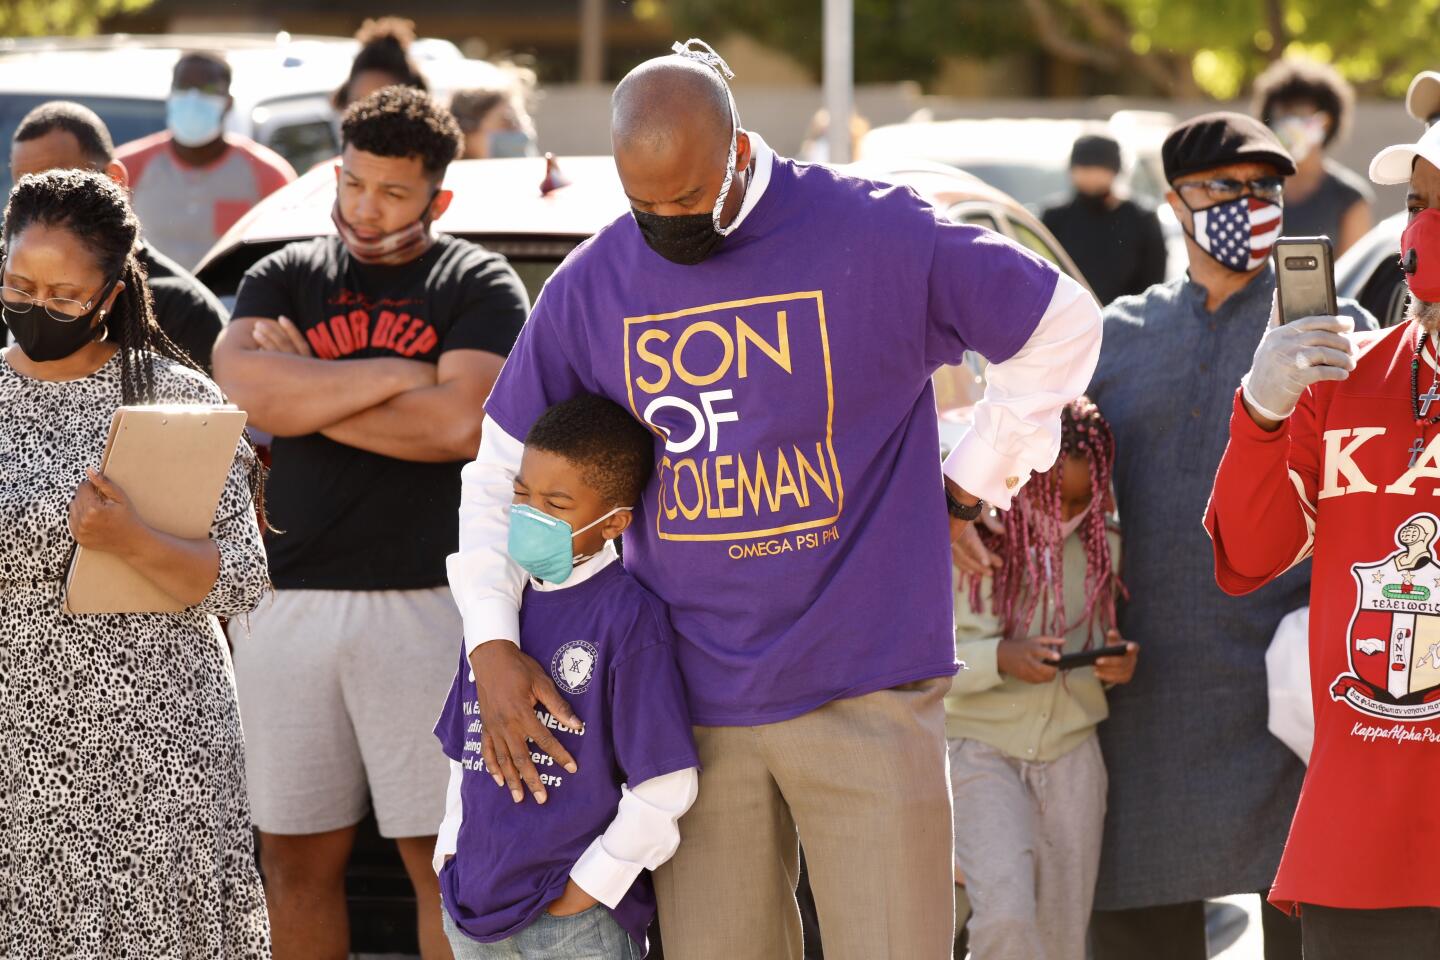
1240, 306, 1356, 422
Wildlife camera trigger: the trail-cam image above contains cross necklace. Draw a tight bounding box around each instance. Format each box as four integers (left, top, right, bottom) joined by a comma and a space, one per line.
1410, 329, 1440, 466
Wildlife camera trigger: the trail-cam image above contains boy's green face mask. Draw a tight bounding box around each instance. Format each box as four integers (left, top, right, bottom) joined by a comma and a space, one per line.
505, 503, 631, 583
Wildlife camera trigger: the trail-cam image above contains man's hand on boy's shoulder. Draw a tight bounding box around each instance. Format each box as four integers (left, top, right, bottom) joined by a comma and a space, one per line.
469, 640, 583, 805
546, 879, 600, 917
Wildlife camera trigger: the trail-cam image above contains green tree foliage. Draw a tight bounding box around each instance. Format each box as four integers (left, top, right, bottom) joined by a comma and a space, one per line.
1027, 0, 1440, 99
663, 0, 1033, 84
664, 0, 1440, 99
0, 0, 154, 37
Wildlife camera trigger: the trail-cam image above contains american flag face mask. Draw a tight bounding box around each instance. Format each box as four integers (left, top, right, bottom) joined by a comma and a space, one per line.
1185, 195, 1283, 273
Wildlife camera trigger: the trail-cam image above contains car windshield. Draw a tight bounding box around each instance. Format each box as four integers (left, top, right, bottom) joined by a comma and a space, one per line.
950, 162, 1069, 211
0, 94, 167, 197
937, 159, 1167, 212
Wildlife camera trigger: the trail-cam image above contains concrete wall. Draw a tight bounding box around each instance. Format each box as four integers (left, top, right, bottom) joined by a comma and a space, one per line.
532, 87, 1423, 216
529, 83, 927, 158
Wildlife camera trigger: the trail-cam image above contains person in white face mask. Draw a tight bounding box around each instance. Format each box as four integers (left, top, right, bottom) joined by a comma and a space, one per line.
1252, 57, 1374, 257
449, 70, 540, 162
114, 51, 297, 270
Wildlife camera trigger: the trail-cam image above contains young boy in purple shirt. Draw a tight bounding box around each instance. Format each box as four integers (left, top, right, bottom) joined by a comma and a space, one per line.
433, 395, 700, 959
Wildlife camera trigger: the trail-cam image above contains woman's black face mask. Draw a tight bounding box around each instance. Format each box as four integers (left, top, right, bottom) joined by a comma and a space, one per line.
631, 209, 726, 266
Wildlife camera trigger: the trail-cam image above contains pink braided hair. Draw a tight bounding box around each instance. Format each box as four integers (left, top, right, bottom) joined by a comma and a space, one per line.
966, 396, 1124, 647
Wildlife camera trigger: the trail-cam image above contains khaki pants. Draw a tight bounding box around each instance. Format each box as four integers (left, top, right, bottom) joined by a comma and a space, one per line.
654, 678, 954, 960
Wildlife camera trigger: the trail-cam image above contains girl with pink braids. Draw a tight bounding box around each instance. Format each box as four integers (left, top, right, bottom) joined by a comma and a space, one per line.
947, 396, 1138, 960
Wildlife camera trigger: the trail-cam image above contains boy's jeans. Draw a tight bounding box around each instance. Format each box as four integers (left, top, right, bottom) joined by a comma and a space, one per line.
442, 905, 639, 960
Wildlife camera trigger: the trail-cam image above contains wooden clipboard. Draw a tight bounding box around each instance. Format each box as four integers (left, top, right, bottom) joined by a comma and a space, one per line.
63, 404, 248, 615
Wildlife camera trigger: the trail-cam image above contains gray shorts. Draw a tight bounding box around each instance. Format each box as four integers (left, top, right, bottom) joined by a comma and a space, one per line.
231, 587, 460, 838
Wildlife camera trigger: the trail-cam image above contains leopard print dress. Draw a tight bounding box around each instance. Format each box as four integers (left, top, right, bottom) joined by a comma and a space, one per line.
0, 349, 272, 958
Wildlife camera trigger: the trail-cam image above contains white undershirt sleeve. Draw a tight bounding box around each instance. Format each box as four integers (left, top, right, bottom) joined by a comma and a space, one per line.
448, 418, 528, 655
942, 272, 1102, 509
568, 767, 699, 908
432, 759, 465, 875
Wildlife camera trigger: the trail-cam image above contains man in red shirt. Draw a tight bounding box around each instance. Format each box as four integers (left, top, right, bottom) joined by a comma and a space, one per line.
1207, 123, 1440, 953
117, 50, 295, 269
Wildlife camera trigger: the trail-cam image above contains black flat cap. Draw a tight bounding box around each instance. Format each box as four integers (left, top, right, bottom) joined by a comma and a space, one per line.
1162, 111, 1296, 182
1070, 134, 1122, 171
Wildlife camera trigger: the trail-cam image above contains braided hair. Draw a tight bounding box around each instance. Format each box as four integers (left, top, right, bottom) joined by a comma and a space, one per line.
3, 168, 268, 525
333, 17, 428, 110
968, 396, 1122, 647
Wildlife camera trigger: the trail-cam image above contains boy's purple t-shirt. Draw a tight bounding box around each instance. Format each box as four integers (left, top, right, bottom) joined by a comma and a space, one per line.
485, 157, 1060, 726
434, 562, 697, 948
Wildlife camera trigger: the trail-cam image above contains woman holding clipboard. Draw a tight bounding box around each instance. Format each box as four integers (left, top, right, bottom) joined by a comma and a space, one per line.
0, 170, 271, 956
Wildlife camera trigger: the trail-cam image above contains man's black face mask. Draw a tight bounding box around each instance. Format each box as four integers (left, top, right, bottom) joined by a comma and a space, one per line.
631, 209, 726, 266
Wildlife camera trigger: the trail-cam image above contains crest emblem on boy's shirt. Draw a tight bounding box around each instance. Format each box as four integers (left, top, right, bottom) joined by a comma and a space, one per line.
551, 640, 598, 695
1334, 513, 1440, 720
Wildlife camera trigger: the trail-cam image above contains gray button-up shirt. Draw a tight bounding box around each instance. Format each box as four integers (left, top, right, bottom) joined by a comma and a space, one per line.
1087, 266, 1374, 910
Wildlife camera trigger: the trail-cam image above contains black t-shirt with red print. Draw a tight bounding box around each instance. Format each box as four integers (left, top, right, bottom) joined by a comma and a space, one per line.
233, 233, 528, 590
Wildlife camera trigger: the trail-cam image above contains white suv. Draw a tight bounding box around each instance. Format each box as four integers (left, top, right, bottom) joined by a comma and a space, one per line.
0, 33, 508, 196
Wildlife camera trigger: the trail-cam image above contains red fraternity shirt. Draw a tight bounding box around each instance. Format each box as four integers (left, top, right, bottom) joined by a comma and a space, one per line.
1207, 319, 1440, 913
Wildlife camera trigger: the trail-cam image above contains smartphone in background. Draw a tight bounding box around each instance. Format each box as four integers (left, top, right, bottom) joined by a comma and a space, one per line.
1274, 236, 1337, 324
1052, 643, 1129, 671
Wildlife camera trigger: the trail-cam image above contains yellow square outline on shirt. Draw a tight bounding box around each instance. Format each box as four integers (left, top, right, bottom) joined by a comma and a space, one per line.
622, 290, 844, 542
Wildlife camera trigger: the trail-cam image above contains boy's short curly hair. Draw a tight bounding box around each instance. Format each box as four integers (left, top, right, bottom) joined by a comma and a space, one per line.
524, 395, 655, 507
1252, 57, 1354, 148
341, 85, 462, 180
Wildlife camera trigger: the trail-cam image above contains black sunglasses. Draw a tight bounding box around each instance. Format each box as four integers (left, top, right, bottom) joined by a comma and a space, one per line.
1176, 176, 1285, 206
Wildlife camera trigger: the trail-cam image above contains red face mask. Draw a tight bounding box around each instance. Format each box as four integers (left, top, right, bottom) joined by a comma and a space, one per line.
331, 193, 436, 266
1402, 208, 1440, 303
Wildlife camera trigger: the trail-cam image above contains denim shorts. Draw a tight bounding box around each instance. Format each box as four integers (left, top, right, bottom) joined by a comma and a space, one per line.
442, 904, 640, 960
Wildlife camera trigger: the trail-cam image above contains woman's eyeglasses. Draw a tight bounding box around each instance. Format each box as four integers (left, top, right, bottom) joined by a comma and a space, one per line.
0, 259, 114, 323
1176, 176, 1285, 206
0, 287, 107, 322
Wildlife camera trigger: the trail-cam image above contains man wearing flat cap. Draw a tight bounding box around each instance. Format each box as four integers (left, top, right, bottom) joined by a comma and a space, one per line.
1043, 134, 1168, 305
1086, 112, 1375, 960
1205, 119, 1440, 956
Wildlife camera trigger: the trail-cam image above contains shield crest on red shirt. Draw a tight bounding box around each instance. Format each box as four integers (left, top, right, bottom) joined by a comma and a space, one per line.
1334, 513, 1440, 720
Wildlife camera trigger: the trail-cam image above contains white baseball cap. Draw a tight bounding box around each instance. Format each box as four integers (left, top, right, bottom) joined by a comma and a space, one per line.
1409, 71, 1440, 124
1370, 122, 1440, 185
